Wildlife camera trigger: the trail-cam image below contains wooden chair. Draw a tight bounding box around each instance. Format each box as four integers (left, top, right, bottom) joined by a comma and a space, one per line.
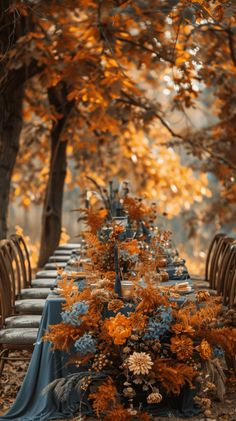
0, 257, 38, 375
0, 242, 46, 315
192, 233, 226, 289
220, 245, 236, 306
205, 233, 226, 284
9, 235, 58, 289
229, 270, 236, 307
0, 250, 41, 328
209, 236, 235, 290
8, 237, 51, 298
216, 242, 236, 295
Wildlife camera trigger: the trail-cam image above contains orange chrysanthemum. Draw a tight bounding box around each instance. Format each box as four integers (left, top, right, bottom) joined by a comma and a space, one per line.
170, 335, 193, 360
198, 339, 212, 360
104, 313, 133, 345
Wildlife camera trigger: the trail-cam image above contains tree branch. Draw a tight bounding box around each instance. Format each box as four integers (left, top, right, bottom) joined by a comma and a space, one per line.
120, 91, 183, 139
116, 37, 174, 63
227, 29, 236, 67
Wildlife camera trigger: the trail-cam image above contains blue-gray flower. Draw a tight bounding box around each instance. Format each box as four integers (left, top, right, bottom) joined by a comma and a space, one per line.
61, 301, 89, 326
74, 333, 97, 355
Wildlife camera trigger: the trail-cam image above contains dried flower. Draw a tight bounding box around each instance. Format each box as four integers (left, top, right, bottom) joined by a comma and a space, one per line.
198, 339, 212, 360
127, 407, 138, 415
174, 267, 184, 277
127, 352, 153, 375
196, 290, 210, 302
172, 322, 195, 335
123, 387, 136, 398
194, 397, 211, 409
74, 333, 96, 355
108, 299, 124, 313
170, 335, 193, 360
147, 392, 162, 404
130, 334, 139, 341
213, 346, 224, 358
61, 301, 88, 326
123, 346, 131, 353
206, 381, 216, 391
91, 288, 112, 302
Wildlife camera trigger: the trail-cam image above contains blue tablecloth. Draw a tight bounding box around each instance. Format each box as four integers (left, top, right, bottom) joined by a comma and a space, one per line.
1, 268, 199, 421
0, 297, 81, 421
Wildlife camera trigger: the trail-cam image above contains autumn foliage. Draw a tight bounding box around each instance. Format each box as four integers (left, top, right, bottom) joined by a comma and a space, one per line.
0, 0, 236, 260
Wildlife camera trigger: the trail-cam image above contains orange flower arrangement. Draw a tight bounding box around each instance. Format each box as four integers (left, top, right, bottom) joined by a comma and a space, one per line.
104, 313, 133, 345
43, 188, 236, 419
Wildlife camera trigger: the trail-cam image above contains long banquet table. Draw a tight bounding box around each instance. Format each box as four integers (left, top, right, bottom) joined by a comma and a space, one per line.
0, 252, 201, 421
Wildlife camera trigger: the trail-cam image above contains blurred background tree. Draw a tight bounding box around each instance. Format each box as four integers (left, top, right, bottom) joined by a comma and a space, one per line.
1, 0, 236, 267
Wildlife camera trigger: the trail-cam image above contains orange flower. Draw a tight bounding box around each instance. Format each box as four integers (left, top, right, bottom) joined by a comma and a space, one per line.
136, 285, 169, 312
172, 321, 195, 336
43, 323, 81, 351
198, 339, 212, 360
104, 313, 133, 345
129, 311, 147, 330
170, 335, 193, 360
104, 404, 133, 421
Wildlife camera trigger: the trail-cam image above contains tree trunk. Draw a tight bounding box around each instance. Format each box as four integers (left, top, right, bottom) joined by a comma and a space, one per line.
0, 86, 24, 239
38, 137, 68, 267
38, 85, 73, 267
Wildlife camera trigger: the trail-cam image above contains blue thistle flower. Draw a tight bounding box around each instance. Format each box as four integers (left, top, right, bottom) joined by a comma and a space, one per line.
74, 279, 86, 291
143, 319, 167, 340
74, 333, 97, 355
143, 307, 172, 340
61, 301, 88, 326
213, 346, 225, 359
158, 306, 173, 324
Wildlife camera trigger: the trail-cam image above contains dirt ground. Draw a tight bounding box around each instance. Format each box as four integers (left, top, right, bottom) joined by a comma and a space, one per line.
0, 351, 235, 421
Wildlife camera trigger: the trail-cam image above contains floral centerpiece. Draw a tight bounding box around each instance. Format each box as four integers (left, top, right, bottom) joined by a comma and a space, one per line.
43, 186, 236, 420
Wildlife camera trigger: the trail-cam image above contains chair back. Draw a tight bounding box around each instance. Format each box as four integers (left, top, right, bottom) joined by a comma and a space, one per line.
209, 236, 234, 289
229, 270, 236, 307
205, 233, 226, 283
221, 244, 236, 305
0, 240, 23, 300
10, 235, 32, 288
0, 248, 14, 326
216, 241, 236, 294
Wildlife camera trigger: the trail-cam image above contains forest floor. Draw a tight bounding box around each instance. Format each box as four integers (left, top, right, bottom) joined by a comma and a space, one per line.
0, 351, 235, 421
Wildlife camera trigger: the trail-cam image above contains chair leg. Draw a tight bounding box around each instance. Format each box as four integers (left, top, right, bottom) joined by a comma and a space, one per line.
229, 271, 236, 307
0, 348, 9, 376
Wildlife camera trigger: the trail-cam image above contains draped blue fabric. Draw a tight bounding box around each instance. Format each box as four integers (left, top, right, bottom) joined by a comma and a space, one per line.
0, 298, 81, 421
